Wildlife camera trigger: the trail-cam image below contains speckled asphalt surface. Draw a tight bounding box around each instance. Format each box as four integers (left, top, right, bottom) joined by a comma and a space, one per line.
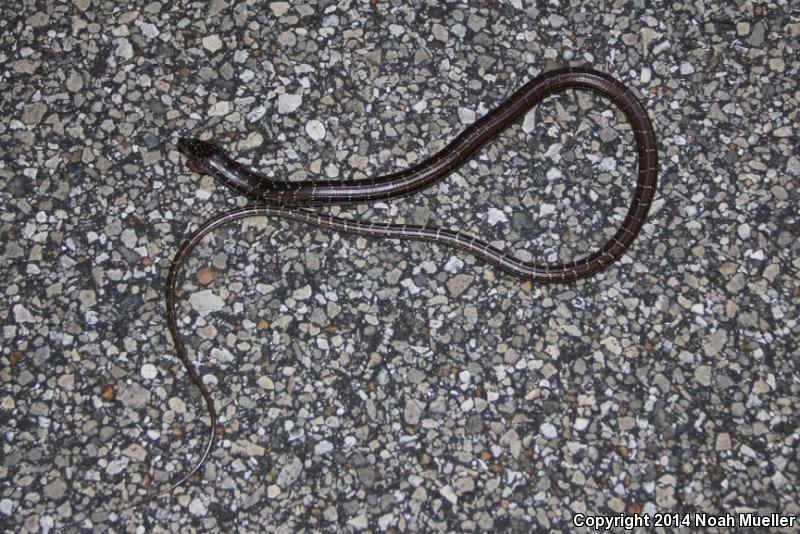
2, 1, 798, 532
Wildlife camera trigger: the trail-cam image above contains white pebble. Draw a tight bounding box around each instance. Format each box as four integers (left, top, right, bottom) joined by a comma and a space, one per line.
487, 207, 508, 225
202, 35, 223, 52
247, 105, 267, 123
737, 223, 750, 239
305, 120, 326, 140
202, 374, 218, 386
188, 497, 207, 515
444, 256, 464, 273
314, 440, 333, 455
546, 167, 562, 180
13, 304, 34, 323
106, 458, 128, 475
348, 515, 368, 529
140, 363, 158, 380
114, 38, 133, 59
378, 513, 395, 530
540, 422, 557, 438
238, 132, 263, 150
522, 109, 536, 133
598, 157, 617, 172
169, 397, 186, 413
292, 285, 312, 300
538, 203, 556, 217
240, 69, 255, 83
257, 376, 274, 390
439, 485, 458, 504
208, 101, 229, 117
574, 418, 589, 431
458, 107, 476, 124
135, 21, 159, 39
39, 516, 54, 534
277, 93, 302, 114
401, 278, 421, 295
189, 290, 225, 316
0, 498, 13, 515
121, 228, 137, 248
270, 2, 290, 16
325, 163, 339, 178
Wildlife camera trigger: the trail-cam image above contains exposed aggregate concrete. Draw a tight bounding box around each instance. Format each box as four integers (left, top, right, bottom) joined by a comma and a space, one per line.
1, 1, 798, 532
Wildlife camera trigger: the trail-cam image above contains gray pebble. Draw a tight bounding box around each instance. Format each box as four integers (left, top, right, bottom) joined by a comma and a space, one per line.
446, 274, 473, 297
66, 71, 83, 92
432, 23, 448, 42
17, 370, 36, 386
356, 467, 377, 488
43, 479, 66, 501
118, 382, 151, 409
22, 103, 47, 125
277, 456, 303, 488
403, 399, 424, 425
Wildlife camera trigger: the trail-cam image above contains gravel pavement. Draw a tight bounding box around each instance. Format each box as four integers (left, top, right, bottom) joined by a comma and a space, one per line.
1, 1, 798, 532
